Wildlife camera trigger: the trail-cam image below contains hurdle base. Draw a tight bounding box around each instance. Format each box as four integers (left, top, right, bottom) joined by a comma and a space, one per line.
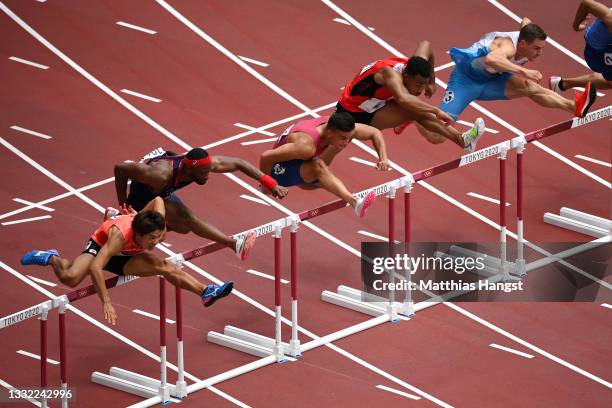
207, 325, 290, 359
92, 367, 177, 400
543, 208, 610, 238
289, 339, 302, 358
322, 285, 408, 317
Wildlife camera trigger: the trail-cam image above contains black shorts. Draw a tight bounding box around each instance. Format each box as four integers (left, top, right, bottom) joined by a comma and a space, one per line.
335, 103, 376, 125
82, 239, 132, 275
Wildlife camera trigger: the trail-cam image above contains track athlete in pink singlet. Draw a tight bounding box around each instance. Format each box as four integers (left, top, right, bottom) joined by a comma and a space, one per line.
260, 111, 388, 218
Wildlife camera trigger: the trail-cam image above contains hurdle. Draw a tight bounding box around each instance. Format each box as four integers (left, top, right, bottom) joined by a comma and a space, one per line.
322, 105, 611, 316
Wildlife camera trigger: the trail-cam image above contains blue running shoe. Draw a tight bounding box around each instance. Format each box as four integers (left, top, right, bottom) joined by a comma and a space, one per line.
21, 250, 59, 266
201, 281, 234, 307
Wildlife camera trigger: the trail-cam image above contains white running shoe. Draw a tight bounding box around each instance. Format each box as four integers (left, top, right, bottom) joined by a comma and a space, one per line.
462, 118, 486, 153
548, 76, 563, 94
354, 190, 376, 218
235, 230, 257, 260
104, 207, 120, 221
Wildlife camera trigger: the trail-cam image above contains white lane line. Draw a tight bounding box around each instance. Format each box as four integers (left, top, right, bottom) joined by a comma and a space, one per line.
376, 384, 421, 400
234, 123, 275, 136
132, 309, 175, 324
601, 303, 612, 310
26, 275, 57, 287
433, 61, 455, 72
120, 89, 162, 103
489, 343, 535, 359
161, 242, 172, 247
239, 194, 270, 206
467, 192, 510, 206
8, 56, 48, 70
240, 137, 277, 146
358, 230, 399, 243
332, 17, 374, 30
237, 55, 269, 67
456, 120, 499, 134
1, 215, 52, 226
13, 198, 54, 212
9, 125, 52, 139
350, 157, 377, 167
0, 379, 41, 407
116, 21, 157, 35
246, 269, 289, 284
16, 350, 60, 365
574, 155, 612, 168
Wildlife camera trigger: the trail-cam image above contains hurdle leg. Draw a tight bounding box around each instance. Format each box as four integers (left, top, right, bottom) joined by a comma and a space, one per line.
289, 221, 301, 357
515, 142, 527, 276
499, 146, 510, 281
58, 297, 69, 408
273, 226, 285, 362
175, 286, 187, 398
158, 277, 170, 403
40, 304, 49, 408
387, 185, 398, 321
402, 177, 415, 316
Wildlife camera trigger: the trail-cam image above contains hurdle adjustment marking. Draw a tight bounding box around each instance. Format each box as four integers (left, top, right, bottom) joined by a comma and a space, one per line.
467, 192, 510, 206
1, 215, 52, 226
601, 303, 612, 310
489, 343, 534, 359
26, 275, 57, 287
10, 126, 52, 140
239, 194, 270, 206
116, 21, 157, 35
8, 56, 49, 70
574, 155, 611, 168
376, 385, 421, 400
246, 269, 289, 284
237, 56, 269, 67
17, 350, 60, 365
120, 89, 162, 103
234, 123, 275, 136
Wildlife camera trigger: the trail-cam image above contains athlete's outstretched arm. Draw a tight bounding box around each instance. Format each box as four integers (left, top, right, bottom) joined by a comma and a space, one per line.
89, 228, 124, 325
414, 40, 437, 97
353, 124, 389, 171
574, 0, 612, 30
213, 155, 288, 198
485, 38, 542, 82
114, 162, 166, 206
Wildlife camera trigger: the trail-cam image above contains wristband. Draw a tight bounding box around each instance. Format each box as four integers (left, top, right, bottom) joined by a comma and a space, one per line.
259, 174, 278, 190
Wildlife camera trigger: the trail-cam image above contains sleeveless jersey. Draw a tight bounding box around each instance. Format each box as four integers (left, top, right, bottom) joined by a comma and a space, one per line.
338, 57, 407, 113
274, 116, 330, 157
130, 151, 193, 199
90, 215, 145, 255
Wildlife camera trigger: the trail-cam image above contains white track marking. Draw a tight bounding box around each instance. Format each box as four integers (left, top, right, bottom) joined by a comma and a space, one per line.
0, 378, 41, 406
349, 157, 377, 168
12, 198, 54, 212
234, 123, 275, 136
132, 309, 175, 324
322, 0, 611, 189
120, 89, 162, 103
456, 120, 499, 134
332, 17, 374, 30
161, 242, 172, 247
489, 343, 535, 359
467, 192, 510, 206
246, 269, 289, 284
1, 215, 51, 226
433, 61, 455, 72
115, 21, 157, 35
9, 125, 52, 139
358, 230, 398, 243
237, 55, 269, 67
239, 194, 270, 206
16, 350, 59, 365
240, 137, 277, 146
574, 155, 612, 168
602, 303, 612, 310
8, 56, 48, 69
376, 384, 420, 400
26, 275, 57, 287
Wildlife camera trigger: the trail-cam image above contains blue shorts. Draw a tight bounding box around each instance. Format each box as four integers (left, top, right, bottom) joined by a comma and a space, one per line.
584, 43, 612, 81
440, 46, 511, 121
270, 159, 318, 187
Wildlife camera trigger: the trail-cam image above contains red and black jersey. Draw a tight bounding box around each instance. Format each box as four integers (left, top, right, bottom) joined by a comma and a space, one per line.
338, 57, 407, 113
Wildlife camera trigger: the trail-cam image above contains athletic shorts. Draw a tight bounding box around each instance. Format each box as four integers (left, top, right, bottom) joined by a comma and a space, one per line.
127, 190, 183, 212
82, 239, 131, 275
335, 103, 377, 125
439, 66, 510, 121
584, 43, 612, 81
269, 159, 318, 187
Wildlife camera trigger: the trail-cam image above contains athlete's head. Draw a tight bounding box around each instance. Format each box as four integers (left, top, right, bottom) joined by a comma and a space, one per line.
325, 111, 355, 149
402, 56, 432, 96
132, 210, 166, 250
184, 148, 212, 185
517, 23, 547, 61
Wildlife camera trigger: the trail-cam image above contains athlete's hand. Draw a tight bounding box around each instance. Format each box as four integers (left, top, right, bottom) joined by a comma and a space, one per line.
522, 69, 542, 83
425, 82, 437, 98
272, 185, 289, 199
574, 16, 591, 31
376, 159, 390, 171
435, 110, 453, 125
258, 184, 272, 195
120, 203, 137, 215
103, 302, 117, 325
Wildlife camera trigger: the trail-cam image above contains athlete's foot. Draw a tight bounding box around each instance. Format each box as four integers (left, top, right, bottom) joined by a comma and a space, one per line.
104, 207, 120, 221
354, 190, 376, 218
393, 121, 412, 135
574, 82, 597, 118
201, 281, 234, 307
462, 118, 486, 153
21, 249, 60, 266
235, 230, 256, 261
548, 76, 564, 94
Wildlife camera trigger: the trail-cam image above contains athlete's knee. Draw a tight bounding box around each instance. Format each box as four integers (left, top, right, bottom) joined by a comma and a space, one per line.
59, 273, 80, 288
156, 260, 180, 279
